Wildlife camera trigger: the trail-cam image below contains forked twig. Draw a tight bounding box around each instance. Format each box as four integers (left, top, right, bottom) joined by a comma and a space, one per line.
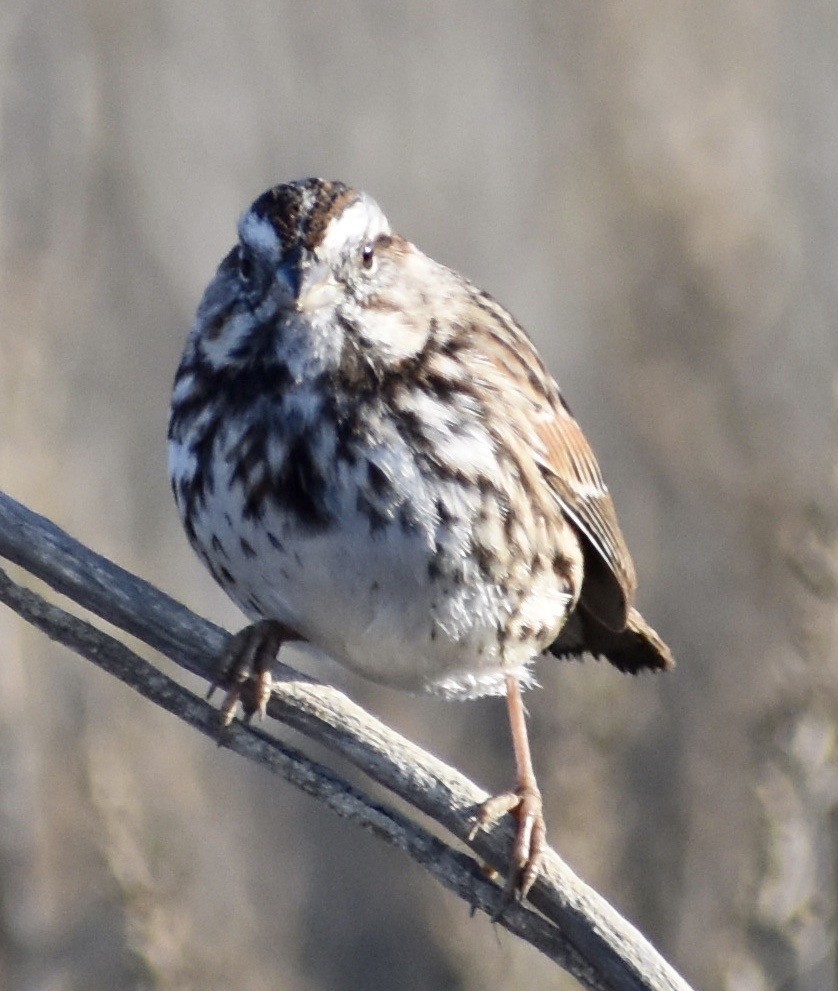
0, 490, 695, 991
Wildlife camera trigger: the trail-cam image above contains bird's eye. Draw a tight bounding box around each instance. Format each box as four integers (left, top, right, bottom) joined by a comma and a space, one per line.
361, 242, 376, 270
237, 247, 255, 283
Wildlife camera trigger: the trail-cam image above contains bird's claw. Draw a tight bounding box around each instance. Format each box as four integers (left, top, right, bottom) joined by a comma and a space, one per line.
469, 784, 545, 911
209, 620, 293, 733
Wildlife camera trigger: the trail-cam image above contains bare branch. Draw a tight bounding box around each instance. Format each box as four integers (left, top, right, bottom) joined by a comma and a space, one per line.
0, 489, 695, 991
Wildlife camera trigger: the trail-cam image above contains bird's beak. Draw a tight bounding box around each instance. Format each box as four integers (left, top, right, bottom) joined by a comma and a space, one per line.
277, 254, 339, 313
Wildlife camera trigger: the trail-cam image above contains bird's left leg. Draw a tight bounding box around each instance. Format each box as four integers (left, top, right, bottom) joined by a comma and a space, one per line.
470, 673, 546, 902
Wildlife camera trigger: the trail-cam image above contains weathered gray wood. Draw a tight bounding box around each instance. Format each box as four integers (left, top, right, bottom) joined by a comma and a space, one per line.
0, 489, 696, 991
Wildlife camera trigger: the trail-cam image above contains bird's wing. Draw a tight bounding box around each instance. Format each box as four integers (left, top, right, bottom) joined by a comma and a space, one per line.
533, 398, 637, 631
458, 289, 637, 630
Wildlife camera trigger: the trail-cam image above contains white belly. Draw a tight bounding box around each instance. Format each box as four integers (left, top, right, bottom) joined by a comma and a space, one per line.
185, 472, 571, 698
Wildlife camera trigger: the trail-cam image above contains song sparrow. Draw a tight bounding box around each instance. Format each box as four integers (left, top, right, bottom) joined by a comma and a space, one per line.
168, 178, 673, 899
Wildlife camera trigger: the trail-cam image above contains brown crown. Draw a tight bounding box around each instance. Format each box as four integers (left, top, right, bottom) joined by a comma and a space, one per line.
249, 178, 361, 253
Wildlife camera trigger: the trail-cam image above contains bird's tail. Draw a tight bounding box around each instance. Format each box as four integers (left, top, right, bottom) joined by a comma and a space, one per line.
549, 606, 674, 673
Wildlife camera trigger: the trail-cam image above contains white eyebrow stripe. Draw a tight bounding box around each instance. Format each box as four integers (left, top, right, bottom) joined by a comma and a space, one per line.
319, 196, 390, 253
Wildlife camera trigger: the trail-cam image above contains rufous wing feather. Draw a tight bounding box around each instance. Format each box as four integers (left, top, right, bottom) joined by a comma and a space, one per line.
535, 403, 637, 631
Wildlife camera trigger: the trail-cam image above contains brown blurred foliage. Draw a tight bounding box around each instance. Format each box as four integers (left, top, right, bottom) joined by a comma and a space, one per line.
1, 3, 835, 990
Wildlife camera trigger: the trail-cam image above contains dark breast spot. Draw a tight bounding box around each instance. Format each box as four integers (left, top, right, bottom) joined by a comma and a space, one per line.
357, 491, 390, 533
552, 551, 573, 584
184, 515, 197, 543
398, 502, 422, 534
367, 461, 391, 497
474, 544, 496, 576
272, 435, 333, 530
436, 498, 455, 525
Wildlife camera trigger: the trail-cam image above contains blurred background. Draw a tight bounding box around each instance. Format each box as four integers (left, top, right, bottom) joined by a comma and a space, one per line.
1, 3, 836, 989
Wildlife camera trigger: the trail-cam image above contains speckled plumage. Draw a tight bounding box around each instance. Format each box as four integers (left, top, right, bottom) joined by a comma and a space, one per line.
168, 178, 673, 895
169, 178, 671, 696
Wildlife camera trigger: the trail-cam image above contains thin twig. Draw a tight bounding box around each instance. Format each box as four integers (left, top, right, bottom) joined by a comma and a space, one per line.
0, 489, 695, 991
0, 566, 584, 975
